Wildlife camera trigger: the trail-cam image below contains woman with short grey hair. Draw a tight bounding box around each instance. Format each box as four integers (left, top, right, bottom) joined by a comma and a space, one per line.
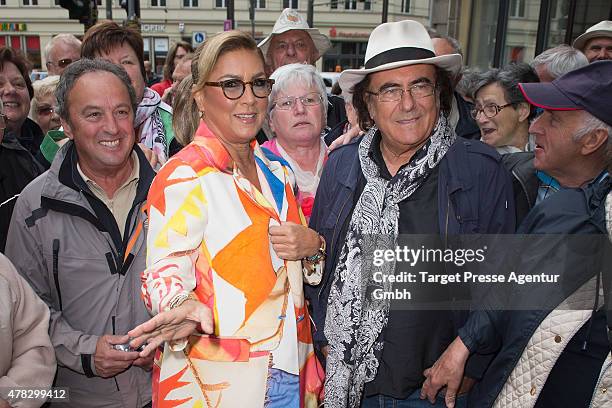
471, 63, 539, 153
264, 63, 328, 219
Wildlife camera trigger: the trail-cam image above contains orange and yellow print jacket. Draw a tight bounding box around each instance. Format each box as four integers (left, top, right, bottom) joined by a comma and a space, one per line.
142, 122, 324, 408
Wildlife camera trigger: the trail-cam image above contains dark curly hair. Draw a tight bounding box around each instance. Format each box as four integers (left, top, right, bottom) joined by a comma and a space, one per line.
352, 65, 453, 131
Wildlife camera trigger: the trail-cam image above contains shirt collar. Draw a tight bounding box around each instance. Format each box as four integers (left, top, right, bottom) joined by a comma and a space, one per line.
368, 130, 430, 180
76, 150, 139, 195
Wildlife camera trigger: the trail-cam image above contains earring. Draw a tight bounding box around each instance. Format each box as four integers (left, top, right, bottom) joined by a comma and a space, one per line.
199, 111, 205, 118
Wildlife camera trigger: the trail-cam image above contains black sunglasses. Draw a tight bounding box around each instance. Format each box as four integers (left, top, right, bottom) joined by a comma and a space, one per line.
46, 58, 79, 69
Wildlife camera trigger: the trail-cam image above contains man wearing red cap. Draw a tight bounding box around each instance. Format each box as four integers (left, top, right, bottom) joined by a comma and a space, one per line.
422, 61, 612, 408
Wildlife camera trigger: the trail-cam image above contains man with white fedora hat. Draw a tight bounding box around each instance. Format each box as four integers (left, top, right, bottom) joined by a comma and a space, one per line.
305, 19, 515, 408
573, 20, 612, 62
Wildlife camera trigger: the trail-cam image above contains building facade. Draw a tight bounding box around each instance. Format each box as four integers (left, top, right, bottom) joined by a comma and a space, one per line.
1, 0, 610, 73
0, 0, 431, 72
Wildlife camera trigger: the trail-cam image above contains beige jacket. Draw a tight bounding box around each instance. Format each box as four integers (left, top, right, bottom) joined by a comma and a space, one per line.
595, 192, 612, 408
0, 254, 56, 408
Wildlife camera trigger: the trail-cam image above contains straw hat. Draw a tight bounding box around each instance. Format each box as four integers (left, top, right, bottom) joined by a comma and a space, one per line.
258, 8, 331, 60
573, 20, 612, 51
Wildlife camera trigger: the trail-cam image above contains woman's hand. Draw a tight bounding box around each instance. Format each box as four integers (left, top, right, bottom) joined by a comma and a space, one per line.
269, 222, 321, 260
128, 300, 213, 357
328, 124, 364, 151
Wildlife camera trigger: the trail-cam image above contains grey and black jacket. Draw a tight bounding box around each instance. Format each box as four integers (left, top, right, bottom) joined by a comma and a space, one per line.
5, 141, 155, 408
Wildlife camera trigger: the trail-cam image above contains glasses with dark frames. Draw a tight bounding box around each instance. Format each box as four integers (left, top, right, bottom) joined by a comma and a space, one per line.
205, 78, 275, 100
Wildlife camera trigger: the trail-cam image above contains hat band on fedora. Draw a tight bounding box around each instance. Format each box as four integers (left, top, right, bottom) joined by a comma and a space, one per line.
364, 47, 436, 69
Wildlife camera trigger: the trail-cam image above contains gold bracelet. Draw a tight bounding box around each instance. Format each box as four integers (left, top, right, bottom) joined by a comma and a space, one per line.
303, 235, 326, 264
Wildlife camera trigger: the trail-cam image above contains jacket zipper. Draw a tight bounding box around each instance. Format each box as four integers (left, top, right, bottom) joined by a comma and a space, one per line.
445, 195, 450, 246
52, 239, 62, 311
512, 168, 533, 209
318, 192, 352, 302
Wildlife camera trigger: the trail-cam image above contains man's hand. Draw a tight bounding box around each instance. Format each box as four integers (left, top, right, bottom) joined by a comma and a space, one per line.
128, 300, 213, 358
94, 334, 141, 378
328, 125, 363, 151
421, 336, 470, 408
269, 222, 320, 260
0, 398, 10, 408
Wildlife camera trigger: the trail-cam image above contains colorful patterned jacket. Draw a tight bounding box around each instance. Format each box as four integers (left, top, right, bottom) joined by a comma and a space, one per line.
143, 122, 324, 408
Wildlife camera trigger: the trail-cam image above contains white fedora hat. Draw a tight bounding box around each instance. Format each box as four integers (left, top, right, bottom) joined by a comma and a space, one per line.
258, 8, 331, 60
339, 20, 462, 92
573, 20, 612, 51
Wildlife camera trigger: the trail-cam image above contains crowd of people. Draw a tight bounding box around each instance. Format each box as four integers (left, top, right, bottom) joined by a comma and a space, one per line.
0, 8, 610, 408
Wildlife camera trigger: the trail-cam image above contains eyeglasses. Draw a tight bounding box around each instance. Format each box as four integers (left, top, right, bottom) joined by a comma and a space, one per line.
0, 113, 6, 130
204, 78, 275, 100
273, 92, 323, 110
470, 103, 514, 119
367, 83, 436, 102
46, 58, 79, 69
36, 106, 58, 116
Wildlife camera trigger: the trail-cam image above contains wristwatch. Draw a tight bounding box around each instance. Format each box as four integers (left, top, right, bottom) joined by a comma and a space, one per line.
304, 235, 326, 264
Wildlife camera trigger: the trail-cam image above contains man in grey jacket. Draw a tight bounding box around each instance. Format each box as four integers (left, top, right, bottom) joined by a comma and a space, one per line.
5, 59, 155, 407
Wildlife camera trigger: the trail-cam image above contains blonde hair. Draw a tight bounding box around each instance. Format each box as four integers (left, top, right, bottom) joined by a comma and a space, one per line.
173, 74, 199, 146
192, 31, 264, 93
31, 75, 60, 121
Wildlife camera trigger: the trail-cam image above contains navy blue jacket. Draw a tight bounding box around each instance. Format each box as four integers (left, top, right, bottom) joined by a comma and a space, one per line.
454, 92, 481, 140
305, 135, 516, 378
459, 174, 611, 408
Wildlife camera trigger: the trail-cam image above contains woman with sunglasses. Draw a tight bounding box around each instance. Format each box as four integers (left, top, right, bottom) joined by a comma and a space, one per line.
30, 75, 61, 137
263, 64, 328, 220
128, 31, 324, 408
29, 75, 70, 169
